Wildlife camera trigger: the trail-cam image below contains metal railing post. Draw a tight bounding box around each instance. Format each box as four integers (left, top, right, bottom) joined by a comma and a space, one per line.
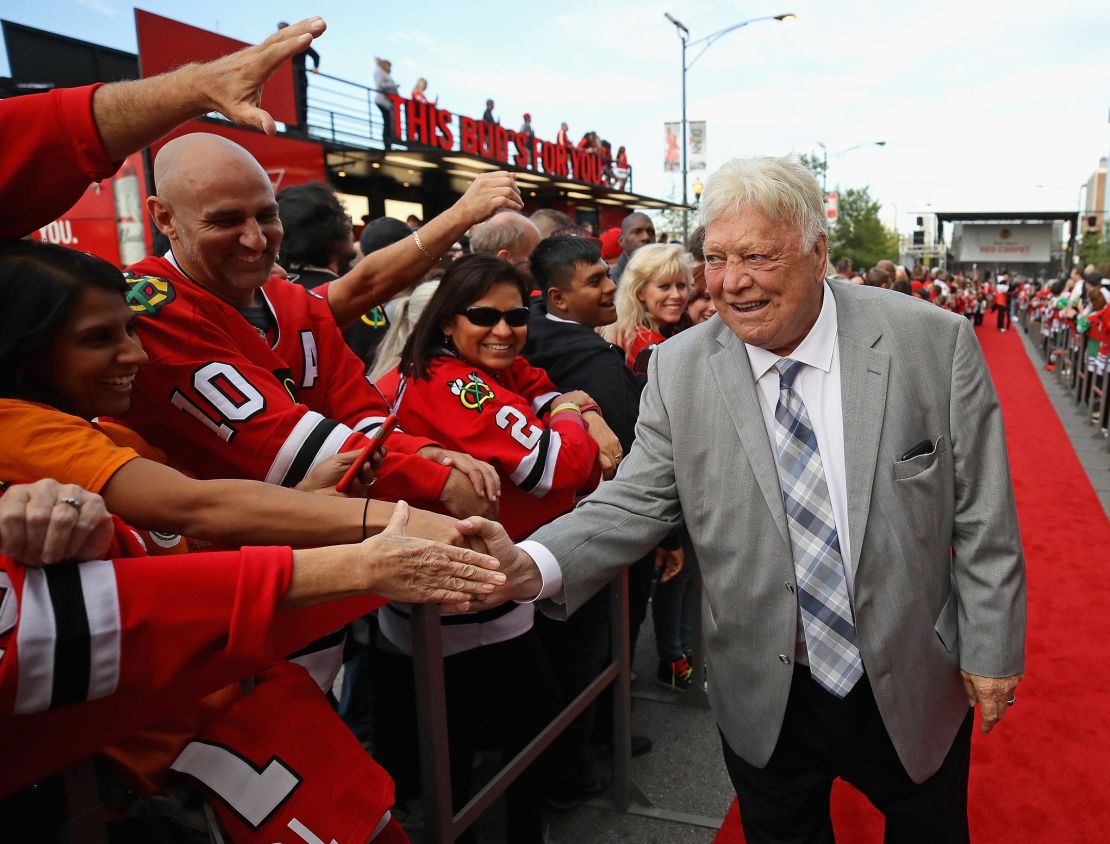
411, 604, 454, 844
608, 569, 632, 811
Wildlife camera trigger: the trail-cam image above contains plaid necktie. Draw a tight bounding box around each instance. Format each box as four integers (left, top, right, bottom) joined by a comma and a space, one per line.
773, 358, 863, 698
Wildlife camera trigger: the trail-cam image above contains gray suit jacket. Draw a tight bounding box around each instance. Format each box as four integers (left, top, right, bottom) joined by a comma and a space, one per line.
531, 281, 1026, 783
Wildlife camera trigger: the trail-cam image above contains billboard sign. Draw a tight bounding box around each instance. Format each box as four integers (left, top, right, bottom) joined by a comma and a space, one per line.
957, 223, 1052, 263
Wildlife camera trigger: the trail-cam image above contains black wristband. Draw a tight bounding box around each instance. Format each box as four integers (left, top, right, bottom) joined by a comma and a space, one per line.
362, 497, 371, 541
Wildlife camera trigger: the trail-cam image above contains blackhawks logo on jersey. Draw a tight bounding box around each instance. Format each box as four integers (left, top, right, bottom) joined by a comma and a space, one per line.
123, 272, 176, 315
450, 372, 495, 412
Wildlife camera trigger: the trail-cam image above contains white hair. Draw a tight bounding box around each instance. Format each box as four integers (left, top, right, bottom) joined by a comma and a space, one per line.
698, 155, 827, 251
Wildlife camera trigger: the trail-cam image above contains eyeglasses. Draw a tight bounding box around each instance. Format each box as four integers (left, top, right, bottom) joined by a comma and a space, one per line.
459, 306, 530, 328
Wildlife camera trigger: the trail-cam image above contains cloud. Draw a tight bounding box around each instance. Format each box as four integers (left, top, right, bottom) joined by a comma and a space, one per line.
75, 0, 118, 16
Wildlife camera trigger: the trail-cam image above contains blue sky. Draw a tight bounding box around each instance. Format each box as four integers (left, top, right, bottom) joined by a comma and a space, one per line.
3, 0, 1109, 232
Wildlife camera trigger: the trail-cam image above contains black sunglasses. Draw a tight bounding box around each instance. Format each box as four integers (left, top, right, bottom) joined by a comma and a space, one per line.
459, 306, 530, 328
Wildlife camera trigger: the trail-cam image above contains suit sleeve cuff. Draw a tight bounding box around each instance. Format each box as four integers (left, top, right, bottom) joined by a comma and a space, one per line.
515, 540, 564, 603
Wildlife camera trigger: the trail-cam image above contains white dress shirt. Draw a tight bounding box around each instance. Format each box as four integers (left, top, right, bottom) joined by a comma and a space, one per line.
520, 282, 854, 627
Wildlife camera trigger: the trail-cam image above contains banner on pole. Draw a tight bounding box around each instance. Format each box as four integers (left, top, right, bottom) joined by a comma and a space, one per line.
688, 121, 706, 171
664, 122, 680, 172
825, 192, 839, 222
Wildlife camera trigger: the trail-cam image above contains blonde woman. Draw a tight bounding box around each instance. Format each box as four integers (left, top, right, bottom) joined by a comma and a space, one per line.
602, 242, 691, 371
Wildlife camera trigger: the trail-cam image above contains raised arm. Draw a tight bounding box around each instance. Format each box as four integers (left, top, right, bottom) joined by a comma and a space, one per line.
93, 17, 328, 158
327, 171, 524, 326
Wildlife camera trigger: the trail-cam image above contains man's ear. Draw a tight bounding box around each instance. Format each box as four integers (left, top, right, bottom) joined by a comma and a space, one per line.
812, 233, 829, 280
496, 248, 513, 262
546, 285, 566, 311
147, 195, 175, 239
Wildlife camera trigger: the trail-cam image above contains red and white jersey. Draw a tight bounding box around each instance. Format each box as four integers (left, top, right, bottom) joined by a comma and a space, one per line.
117, 255, 450, 506
378, 356, 599, 540
0, 518, 383, 795
173, 662, 396, 844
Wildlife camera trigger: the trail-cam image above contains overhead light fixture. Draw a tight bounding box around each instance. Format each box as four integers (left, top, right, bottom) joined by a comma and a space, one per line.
384, 154, 438, 169
554, 181, 582, 190
337, 170, 347, 177
446, 169, 479, 179
402, 182, 411, 188
608, 193, 637, 201
596, 198, 624, 205
529, 191, 537, 197
513, 172, 550, 184
371, 162, 382, 169
567, 191, 593, 200
442, 156, 499, 171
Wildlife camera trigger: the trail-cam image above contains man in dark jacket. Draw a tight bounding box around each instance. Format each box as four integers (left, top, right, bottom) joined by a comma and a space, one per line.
523, 236, 655, 807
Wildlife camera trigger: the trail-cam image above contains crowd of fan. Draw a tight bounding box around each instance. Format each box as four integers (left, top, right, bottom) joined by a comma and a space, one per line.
4, 16, 1099, 843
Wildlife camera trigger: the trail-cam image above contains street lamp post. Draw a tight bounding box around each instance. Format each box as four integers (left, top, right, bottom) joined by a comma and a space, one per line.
666, 11, 796, 242
817, 140, 886, 194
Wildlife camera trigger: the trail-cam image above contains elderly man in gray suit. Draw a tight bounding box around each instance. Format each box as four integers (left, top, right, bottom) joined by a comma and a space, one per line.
461, 155, 1026, 843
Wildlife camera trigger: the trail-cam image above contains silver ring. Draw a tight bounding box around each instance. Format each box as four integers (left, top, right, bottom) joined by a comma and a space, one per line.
1006, 696, 1015, 705
59, 496, 82, 512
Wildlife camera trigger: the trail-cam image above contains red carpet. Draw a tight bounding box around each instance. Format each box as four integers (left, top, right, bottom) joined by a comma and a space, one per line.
715, 323, 1110, 842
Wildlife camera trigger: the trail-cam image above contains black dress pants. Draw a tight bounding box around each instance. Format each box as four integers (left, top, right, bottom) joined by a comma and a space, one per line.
720, 666, 972, 844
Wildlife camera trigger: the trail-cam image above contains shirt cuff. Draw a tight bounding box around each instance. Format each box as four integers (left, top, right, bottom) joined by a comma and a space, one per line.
515, 540, 564, 603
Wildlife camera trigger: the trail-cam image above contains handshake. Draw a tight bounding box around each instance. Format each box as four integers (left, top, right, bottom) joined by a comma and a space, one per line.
0, 479, 542, 613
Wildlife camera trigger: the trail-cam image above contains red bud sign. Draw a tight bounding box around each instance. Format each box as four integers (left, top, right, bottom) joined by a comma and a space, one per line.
389, 96, 607, 185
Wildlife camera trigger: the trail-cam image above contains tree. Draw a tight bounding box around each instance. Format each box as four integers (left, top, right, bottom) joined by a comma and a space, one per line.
828, 187, 899, 270
798, 152, 827, 189
1078, 227, 1110, 269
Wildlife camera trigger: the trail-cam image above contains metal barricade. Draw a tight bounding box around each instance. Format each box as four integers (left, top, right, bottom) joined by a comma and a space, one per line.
409, 570, 639, 843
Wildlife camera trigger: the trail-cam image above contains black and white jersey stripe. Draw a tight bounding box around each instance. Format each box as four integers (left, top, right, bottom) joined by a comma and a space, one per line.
531, 391, 561, 416
509, 429, 562, 497
265, 411, 355, 487
14, 560, 121, 715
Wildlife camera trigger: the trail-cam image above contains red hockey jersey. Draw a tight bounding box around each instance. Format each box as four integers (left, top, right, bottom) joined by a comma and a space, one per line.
172, 662, 397, 844
378, 356, 599, 539
0, 519, 383, 795
117, 255, 450, 506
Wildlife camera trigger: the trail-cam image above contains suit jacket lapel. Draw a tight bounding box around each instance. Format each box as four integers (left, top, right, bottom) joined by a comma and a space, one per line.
709, 322, 790, 546
831, 283, 890, 573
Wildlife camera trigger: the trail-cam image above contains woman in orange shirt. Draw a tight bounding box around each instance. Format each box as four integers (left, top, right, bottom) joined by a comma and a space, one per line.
0, 240, 474, 553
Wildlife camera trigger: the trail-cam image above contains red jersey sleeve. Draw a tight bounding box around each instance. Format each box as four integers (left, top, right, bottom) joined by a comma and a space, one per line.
0, 84, 119, 240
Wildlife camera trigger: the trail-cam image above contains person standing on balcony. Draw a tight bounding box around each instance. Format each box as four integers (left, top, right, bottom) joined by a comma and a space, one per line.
373, 57, 399, 150
277, 21, 319, 130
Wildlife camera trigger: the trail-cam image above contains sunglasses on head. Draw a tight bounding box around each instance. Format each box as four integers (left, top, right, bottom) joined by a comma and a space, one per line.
459, 306, 530, 328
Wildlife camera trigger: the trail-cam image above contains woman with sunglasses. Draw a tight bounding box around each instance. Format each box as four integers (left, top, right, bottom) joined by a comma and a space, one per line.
373, 253, 615, 842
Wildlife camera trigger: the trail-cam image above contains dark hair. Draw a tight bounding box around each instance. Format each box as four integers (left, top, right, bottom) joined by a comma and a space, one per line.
359, 216, 412, 256
687, 225, 705, 261
0, 241, 127, 402
277, 182, 351, 269
893, 280, 913, 295
400, 253, 529, 379
530, 235, 601, 293
865, 267, 891, 287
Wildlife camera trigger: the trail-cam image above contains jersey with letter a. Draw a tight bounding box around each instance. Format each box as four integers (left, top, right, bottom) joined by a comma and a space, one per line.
117, 255, 450, 505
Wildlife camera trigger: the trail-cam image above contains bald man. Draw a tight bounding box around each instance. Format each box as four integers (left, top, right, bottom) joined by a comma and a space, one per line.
117, 132, 518, 520
611, 211, 656, 284
468, 210, 542, 266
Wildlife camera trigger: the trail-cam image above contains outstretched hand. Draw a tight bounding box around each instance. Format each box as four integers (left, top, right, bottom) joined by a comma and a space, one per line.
455, 516, 543, 606
361, 501, 505, 613
454, 171, 523, 226
0, 480, 114, 565
295, 448, 382, 497
193, 17, 328, 135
